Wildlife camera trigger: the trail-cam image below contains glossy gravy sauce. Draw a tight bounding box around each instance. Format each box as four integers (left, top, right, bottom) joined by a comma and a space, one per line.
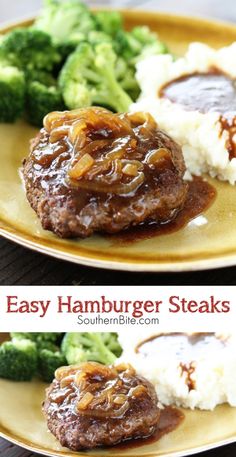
115, 406, 184, 450
136, 333, 227, 392
108, 176, 216, 244
160, 71, 236, 159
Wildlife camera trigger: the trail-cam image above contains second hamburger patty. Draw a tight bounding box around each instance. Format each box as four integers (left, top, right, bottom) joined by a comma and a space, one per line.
43, 362, 160, 450
23, 107, 188, 238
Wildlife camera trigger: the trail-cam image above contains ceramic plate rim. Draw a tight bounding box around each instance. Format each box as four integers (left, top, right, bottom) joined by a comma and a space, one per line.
0, 428, 236, 457
2, 224, 236, 272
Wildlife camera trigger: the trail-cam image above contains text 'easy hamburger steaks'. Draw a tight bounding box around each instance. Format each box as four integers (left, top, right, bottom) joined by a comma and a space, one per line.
23, 107, 188, 238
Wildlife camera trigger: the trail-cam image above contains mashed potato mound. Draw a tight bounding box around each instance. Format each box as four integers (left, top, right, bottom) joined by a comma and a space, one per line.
118, 332, 236, 410
131, 42, 236, 184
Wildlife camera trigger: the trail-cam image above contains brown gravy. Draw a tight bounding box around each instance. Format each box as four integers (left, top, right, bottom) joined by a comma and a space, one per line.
108, 176, 216, 244
136, 333, 226, 357
160, 71, 236, 159
114, 406, 184, 450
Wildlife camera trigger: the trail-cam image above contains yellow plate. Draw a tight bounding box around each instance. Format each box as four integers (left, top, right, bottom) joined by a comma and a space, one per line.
1, 12, 236, 272
0, 379, 236, 457
0, 333, 235, 457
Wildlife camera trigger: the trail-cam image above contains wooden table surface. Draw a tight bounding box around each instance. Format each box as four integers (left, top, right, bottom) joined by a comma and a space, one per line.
1, 0, 236, 455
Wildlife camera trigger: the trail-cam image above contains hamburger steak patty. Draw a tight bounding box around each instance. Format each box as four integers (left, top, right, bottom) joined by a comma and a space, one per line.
43, 362, 160, 450
23, 107, 188, 238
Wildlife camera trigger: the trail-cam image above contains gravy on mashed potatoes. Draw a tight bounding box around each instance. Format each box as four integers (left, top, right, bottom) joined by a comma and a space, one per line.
132, 42, 236, 184
118, 332, 236, 410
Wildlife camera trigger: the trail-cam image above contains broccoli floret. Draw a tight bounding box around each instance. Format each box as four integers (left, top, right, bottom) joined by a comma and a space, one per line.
11, 333, 63, 345
38, 347, 66, 383
116, 26, 168, 63
61, 332, 122, 365
25, 80, 65, 127
87, 31, 113, 46
59, 42, 132, 113
101, 333, 122, 358
0, 339, 37, 381
112, 26, 167, 100
0, 28, 60, 72
34, 0, 96, 46
36, 340, 58, 352
25, 69, 56, 86
95, 11, 123, 37
0, 63, 25, 122
57, 30, 113, 61
114, 56, 140, 100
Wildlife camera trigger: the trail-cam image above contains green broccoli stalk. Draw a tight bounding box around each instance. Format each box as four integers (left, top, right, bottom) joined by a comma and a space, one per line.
34, 0, 96, 46
38, 346, 66, 383
59, 42, 132, 113
95, 11, 123, 37
0, 339, 37, 381
10, 333, 64, 345
0, 28, 60, 72
101, 333, 123, 358
61, 333, 122, 366
114, 56, 140, 100
112, 26, 168, 100
25, 80, 65, 127
0, 63, 25, 122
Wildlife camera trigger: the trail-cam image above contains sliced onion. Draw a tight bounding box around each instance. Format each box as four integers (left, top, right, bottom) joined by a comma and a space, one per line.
128, 385, 147, 398
127, 112, 157, 130
77, 392, 94, 411
146, 148, 172, 165
78, 400, 130, 419
55, 365, 80, 381
68, 153, 95, 179
49, 125, 70, 143
68, 171, 145, 195
115, 363, 136, 376
60, 375, 76, 389
69, 120, 88, 149
113, 394, 127, 405
122, 163, 139, 176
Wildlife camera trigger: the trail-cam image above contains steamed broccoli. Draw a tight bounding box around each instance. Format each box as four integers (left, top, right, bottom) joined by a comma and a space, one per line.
11, 333, 63, 345
34, 0, 96, 46
25, 69, 56, 87
57, 30, 113, 61
116, 26, 168, 63
61, 333, 122, 365
95, 11, 123, 37
25, 80, 65, 127
59, 42, 132, 112
38, 346, 66, 383
0, 63, 25, 122
0, 28, 60, 72
0, 339, 37, 381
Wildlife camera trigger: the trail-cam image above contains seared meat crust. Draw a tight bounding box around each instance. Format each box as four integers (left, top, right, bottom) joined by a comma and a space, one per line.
23, 109, 188, 238
43, 363, 160, 450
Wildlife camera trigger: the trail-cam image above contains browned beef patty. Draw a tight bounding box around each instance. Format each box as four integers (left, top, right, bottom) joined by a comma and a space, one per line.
43, 362, 160, 450
23, 107, 188, 238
